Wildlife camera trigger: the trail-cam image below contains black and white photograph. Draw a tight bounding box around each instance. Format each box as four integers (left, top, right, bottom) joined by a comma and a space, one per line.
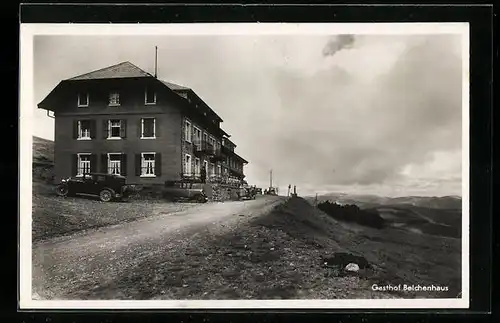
19, 23, 469, 309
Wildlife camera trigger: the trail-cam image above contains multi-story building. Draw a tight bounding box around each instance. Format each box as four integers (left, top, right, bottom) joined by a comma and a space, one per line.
38, 61, 248, 185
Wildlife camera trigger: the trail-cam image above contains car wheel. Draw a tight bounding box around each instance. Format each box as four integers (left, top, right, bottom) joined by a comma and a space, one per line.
99, 189, 113, 202
55, 184, 69, 197
197, 194, 207, 203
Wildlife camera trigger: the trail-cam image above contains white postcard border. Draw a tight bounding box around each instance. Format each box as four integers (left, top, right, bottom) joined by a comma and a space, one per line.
19, 22, 470, 309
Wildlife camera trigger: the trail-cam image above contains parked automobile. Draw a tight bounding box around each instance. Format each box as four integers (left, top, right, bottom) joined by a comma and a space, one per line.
266, 187, 278, 195
55, 173, 132, 202
237, 184, 257, 200
163, 180, 208, 203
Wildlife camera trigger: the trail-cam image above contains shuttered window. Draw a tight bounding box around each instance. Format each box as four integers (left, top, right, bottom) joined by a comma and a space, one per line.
105, 119, 127, 139
137, 153, 161, 177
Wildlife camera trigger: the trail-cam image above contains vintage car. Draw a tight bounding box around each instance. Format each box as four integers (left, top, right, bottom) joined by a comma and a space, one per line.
163, 180, 208, 203
55, 173, 132, 202
237, 185, 257, 200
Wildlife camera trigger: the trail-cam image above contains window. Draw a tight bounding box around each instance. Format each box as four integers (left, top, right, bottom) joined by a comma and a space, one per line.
217, 164, 221, 175
109, 92, 120, 106
77, 120, 91, 140
141, 118, 156, 138
145, 87, 156, 104
184, 154, 192, 176
194, 158, 201, 176
185, 120, 192, 143
209, 136, 216, 153
108, 153, 121, 175
77, 154, 91, 176
141, 153, 156, 177
108, 120, 121, 139
203, 132, 208, 142
193, 126, 201, 144
78, 92, 89, 107
203, 160, 208, 172
210, 163, 215, 176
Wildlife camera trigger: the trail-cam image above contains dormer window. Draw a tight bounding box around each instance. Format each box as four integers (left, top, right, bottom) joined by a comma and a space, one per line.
109, 92, 120, 106
77, 92, 89, 107
145, 87, 156, 105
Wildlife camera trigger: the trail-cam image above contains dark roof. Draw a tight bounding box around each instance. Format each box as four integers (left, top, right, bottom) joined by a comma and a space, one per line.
223, 136, 236, 147
220, 129, 230, 137
67, 61, 154, 80
160, 80, 191, 91
48, 61, 224, 122
232, 152, 248, 164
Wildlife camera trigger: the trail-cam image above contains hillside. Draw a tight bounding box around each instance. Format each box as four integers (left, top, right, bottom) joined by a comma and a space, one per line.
306, 193, 462, 239
33, 136, 54, 163
32, 136, 54, 184
310, 193, 462, 210
79, 196, 461, 299
254, 197, 462, 298
367, 205, 462, 239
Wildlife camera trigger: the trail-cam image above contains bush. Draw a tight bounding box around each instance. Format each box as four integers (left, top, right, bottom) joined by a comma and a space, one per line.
317, 200, 386, 229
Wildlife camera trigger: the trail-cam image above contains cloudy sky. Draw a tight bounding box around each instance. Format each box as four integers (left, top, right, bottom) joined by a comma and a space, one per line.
32, 32, 464, 197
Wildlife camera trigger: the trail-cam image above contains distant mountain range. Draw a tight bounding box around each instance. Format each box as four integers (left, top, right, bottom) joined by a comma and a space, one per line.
308, 193, 462, 210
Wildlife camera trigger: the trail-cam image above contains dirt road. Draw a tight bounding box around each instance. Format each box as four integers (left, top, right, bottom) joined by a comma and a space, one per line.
32, 196, 286, 300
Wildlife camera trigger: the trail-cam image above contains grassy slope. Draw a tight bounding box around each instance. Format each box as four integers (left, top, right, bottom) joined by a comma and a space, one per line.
32, 185, 198, 243
256, 198, 462, 298
33, 136, 54, 162
369, 205, 462, 239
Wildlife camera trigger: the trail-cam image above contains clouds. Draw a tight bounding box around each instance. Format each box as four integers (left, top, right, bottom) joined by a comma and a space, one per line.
33, 33, 463, 197
322, 34, 356, 56
261, 35, 462, 195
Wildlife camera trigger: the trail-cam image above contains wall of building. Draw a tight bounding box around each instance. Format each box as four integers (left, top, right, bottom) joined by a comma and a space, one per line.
48, 77, 246, 185
181, 116, 224, 178
52, 78, 183, 184
54, 110, 182, 184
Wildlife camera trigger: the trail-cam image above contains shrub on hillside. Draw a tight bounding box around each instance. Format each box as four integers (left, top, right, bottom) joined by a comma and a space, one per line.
317, 200, 387, 229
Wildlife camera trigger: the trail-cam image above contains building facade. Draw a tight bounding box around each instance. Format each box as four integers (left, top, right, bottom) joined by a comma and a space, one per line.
38, 61, 248, 185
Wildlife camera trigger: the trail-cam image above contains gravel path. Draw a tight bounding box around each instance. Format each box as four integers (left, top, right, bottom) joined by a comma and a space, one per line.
32, 196, 285, 299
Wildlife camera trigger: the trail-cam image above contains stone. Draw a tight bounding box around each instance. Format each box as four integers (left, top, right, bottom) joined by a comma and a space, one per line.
344, 263, 360, 272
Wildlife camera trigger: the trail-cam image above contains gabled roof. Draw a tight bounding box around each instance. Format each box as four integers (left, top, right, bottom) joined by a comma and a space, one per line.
232, 152, 248, 164
44, 61, 225, 123
160, 80, 191, 91
67, 61, 154, 80
223, 136, 236, 147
